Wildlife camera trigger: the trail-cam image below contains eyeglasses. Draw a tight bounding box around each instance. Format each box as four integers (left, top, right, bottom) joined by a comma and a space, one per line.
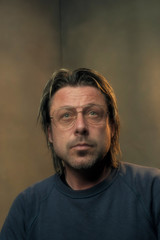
50, 104, 108, 130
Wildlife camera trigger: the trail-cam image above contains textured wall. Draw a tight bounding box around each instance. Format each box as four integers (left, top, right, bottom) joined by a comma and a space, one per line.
0, 0, 60, 228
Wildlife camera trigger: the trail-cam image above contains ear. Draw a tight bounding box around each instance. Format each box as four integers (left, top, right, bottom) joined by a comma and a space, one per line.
47, 125, 53, 143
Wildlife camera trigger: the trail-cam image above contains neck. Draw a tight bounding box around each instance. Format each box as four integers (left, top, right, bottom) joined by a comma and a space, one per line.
64, 160, 111, 191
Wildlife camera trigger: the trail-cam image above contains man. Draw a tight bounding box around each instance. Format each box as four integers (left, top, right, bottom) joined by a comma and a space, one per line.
0, 68, 160, 239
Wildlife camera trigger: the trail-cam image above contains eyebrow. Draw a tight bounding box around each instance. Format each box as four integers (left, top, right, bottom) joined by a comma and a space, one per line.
49, 104, 108, 118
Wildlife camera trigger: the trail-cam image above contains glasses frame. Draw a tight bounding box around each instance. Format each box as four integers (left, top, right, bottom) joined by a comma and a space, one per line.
50, 103, 108, 130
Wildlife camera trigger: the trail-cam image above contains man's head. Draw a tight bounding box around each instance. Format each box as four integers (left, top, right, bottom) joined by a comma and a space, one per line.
38, 68, 121, 174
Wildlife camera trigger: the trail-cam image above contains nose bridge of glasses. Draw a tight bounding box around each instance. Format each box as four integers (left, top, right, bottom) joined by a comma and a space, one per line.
74, 108, 87, 126
76, 108, 83, 115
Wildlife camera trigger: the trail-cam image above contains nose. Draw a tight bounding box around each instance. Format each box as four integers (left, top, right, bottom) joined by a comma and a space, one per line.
74, 112, 89, 136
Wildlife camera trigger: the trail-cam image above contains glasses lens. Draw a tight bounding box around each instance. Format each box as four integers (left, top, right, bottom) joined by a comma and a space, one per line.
84, 105, 105, 124
54, 107, 76, 128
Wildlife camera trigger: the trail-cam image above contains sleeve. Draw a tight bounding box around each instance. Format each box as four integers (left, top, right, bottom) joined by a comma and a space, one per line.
0, 193, 26, 240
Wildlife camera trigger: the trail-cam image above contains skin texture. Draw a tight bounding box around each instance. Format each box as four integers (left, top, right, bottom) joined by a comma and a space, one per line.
48, 86, 113, 190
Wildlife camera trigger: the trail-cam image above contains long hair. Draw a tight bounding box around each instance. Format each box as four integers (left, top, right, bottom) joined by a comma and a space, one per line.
38, 68, 121, 174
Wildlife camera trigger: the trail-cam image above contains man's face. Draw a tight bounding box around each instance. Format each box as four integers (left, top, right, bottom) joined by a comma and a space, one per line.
48, 86, 113, 171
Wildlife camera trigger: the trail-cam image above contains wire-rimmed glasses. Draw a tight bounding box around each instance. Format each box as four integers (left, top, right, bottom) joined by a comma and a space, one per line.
50, 104, 108, 130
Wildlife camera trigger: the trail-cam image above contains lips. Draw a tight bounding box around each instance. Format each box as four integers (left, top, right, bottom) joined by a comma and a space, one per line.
71, 143, 93, 150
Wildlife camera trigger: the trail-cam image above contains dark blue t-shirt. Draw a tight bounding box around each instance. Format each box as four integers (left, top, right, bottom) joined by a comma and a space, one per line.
1, 162, 160, 240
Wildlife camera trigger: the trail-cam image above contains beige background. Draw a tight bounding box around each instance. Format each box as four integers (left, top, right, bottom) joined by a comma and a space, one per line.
0, 0, 160, 229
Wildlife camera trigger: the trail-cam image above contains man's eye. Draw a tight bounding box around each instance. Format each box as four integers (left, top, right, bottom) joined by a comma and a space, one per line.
62, 112, 71, 119
88, 110, 99, 117
60, 111, 76, 121
90, 111, 97, 115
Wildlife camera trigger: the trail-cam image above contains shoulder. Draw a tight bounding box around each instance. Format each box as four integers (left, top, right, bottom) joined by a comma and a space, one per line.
20, 174, 57, 203
119, 162, 160, 198
10, 174, 58, 218
1, 175, 58, 236
120, 161, 160, 180
119, 162, 160, 226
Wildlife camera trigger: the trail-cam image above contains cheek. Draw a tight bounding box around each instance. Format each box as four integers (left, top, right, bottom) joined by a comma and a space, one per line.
97, 123, 111, 136
52, 129, 68, 149
97, 125, 112, 147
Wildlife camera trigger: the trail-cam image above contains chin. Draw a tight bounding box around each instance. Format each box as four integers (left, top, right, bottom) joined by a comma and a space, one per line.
66, 156, 99, 170
62, 150, 106, 171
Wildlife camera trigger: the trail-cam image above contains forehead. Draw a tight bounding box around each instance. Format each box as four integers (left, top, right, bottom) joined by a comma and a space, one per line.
50, 86, 107, 111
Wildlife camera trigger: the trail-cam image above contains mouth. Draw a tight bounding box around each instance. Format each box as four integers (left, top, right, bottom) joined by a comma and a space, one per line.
71, 143, 93, 151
